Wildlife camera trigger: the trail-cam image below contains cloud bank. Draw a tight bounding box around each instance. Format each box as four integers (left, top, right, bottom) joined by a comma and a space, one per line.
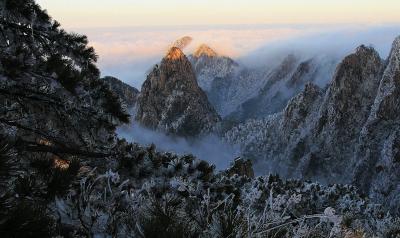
83, 25, 311, 88
239, 25, 400, 68
82, 24, 400, 89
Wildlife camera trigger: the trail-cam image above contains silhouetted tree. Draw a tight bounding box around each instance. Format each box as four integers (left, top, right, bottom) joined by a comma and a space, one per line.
0, 0, 129, 122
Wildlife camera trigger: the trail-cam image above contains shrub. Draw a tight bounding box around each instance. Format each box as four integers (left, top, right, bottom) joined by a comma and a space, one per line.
30, 154, 53, 177
68, 157, 80, 176
102, 85, 130, 123
47, 168, 72, 197
0, 139, 13, 180
15, 175, 36, 197
140, 196, 191, 238
44, 54, 82, 93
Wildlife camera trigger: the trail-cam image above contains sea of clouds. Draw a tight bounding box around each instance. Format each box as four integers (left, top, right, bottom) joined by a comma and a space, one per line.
79, 24, 400, 89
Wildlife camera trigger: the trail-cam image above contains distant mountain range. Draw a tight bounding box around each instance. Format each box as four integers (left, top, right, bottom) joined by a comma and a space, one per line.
109, 36, 400, 213
117, 41, 339, 134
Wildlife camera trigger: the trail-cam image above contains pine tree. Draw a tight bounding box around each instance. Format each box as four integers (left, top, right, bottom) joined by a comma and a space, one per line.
0, 0, 129, 122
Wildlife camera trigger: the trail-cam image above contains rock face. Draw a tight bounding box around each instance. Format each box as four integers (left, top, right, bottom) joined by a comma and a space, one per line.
226, 39, 400, 208
136, 47, 221, 137
353, 37, 400, 211
102, 76, 140, 109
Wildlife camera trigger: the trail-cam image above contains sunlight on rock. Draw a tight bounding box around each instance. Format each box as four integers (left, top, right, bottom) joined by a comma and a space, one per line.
53, 156, 70, 170
165, 47, 185, 60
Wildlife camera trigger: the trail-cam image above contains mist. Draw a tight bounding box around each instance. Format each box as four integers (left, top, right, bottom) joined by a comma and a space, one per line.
239, 25, 400, 67
88, 24, 399, 89
117, 123, 240, 170
84, 24, 314, 88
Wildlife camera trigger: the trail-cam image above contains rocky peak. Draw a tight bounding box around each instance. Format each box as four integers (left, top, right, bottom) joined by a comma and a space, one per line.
332, 45, 381, 87
318, 45, 382, 131
165, 46, 186, 61
157, 47, 197, 87
136, 48, 221, 137
370, 37, 400, 121
193, 44, 218, 58
189, 45, 239, 110
352, 36, 400, 204
387, 36, 400, 62
298, 46, 384, 178
283, 82, 322, 131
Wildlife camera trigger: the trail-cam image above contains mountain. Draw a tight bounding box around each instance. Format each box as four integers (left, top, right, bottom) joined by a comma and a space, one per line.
225, 39, 400, 211
353, 37, 400, 211
135, 47, 221, 137
189, 44, 339, 123
189, 44, 239, 107
103, 76, 140, 109
189, 44, 238, 93
226, 54, 338, 123
189, 45, 269, 117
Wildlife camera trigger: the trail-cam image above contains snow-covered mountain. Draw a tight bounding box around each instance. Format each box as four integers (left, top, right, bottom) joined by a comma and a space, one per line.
189, 44, 239, 92
135, 47, 220, 137
225, 37, 400, 211
189, 44, 339, 123
189, 44, 247, 116
225, 54, 339, 122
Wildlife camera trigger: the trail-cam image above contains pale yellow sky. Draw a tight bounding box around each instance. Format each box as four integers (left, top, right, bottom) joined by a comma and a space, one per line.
36, 0, 400, 28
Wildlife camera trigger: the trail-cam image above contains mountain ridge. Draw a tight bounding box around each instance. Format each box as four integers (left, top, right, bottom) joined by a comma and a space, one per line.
225, 38, 400, 211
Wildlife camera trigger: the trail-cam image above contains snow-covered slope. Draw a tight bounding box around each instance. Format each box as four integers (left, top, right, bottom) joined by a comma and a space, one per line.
189, 44, 238, 92
225, 38, 400, 211
189, 44, 243, 116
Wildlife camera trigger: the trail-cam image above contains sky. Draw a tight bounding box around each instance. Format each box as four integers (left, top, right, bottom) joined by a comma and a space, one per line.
37, 0, 400, 28
35, 1, 400, 88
